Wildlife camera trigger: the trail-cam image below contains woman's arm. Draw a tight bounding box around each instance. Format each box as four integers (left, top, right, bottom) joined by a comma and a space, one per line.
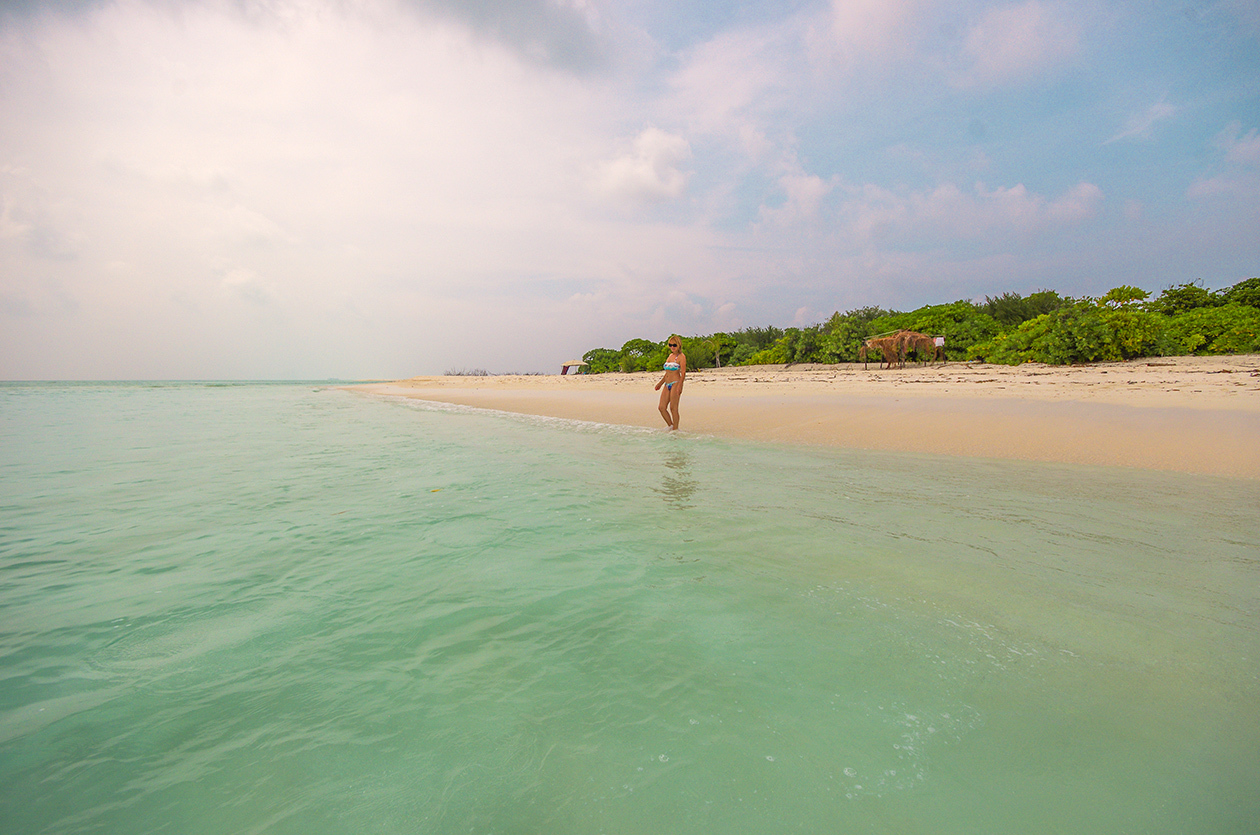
679, 353, 687, 381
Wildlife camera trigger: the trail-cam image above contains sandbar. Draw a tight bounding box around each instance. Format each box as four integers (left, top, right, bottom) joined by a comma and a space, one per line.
353, 355, 1260, 478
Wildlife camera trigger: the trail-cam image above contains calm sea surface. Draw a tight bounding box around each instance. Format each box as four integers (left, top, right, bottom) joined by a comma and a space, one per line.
1, 382, 1257, 834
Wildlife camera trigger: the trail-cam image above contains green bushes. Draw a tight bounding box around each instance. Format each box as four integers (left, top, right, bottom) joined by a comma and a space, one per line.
1146, 280, 1223, 316
1163, 304, 1260, 354
969, 307, 1100, 364
983, 290, 1069, 327
1105, 308, 1173, 358
582, 339, 668, 373
581, 347, 623, 373
728, 343, 758, 365
969, 301, 1173, 364
745, 330, 796, 365
580, 278, 1260, 370
1146, 277, 1260, 315
1223, 277, 1260, 309
819, 307, 890, 362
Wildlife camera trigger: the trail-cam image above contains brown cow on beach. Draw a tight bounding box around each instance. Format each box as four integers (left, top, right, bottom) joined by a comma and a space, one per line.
861, 330, 942, 369
902, 331, 937, 365
861, 334, 903, 369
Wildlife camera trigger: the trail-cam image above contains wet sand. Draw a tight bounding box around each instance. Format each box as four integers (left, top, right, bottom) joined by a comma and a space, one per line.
353, 355, 1260, 478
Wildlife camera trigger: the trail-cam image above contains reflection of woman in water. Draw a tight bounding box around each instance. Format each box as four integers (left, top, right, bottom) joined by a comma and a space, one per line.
654, 335, 686, 431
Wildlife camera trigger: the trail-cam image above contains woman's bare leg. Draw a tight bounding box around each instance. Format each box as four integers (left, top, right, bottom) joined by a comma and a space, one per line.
668, 385, 681, 430
658, 387, 674, 428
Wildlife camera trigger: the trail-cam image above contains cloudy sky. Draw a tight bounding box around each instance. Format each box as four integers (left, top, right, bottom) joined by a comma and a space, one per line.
2, 0, 1257, 378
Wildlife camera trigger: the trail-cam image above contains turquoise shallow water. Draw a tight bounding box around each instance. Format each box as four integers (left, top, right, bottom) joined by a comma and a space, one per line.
1, 381, 1257, 834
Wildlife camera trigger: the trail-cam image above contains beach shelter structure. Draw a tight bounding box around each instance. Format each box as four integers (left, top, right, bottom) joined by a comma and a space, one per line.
560, 360, 588, 375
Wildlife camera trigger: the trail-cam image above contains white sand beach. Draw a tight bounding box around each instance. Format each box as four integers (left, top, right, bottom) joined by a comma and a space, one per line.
354, 354, 1260, 478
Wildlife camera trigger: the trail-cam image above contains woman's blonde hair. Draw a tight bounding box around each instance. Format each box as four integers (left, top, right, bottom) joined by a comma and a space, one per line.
667, 334, 682, 349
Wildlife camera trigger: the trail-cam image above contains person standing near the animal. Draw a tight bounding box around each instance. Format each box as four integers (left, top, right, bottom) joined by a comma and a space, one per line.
655, 335, 686, 431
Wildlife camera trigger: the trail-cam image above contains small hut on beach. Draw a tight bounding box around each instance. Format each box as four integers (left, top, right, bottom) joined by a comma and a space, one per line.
560, 360, 588, 375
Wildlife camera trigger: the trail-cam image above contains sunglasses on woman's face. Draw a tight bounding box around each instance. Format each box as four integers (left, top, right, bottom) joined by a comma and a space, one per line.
669, 343, 678, 348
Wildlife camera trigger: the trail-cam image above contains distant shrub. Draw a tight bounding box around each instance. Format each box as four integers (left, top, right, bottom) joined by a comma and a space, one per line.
1098, 285, 1150, 308
1164, 303, 1260, 354
789, 326, 827, 363
670, 337, 703, 370
745, 334, 792, 365
1102, 307, 1174, 358
445, 368, 490, 376
1146, 280, 1224, 316
971, 303, 1172, 364
983, 290, 1069, 327
728, 343, 758, 365
819, 307, 893, 362
1223, 277, 1260, 309
582, 348, 622, 373
619, 338, 662, 372
730, 325, 785, 354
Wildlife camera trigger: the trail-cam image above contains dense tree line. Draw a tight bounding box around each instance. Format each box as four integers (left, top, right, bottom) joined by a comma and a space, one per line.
581, 278, 1260, 370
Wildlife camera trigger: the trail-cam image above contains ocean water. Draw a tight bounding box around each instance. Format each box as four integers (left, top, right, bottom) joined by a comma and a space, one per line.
1, 382, 1257, 835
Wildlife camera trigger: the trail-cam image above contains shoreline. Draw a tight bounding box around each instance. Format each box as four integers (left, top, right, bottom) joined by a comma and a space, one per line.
352, 355, 1260, 479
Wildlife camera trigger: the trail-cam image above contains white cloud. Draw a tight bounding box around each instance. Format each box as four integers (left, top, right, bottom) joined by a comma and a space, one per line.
0, 165, 83, 260
0, 196, 35, 242
736, 124, 775, 162
1106, 97, 1177, 143
759, 172, 835, 226
839, 179, 1103, 245
1186, 176, 1239, 199
1, 0, 673, 376
952, 0, 1080, 88
1047, 182, 1104, 221
219, 266, 274, 305
825, 0, 930, 63
596, 127, 693, 202
713, 300, 740, 330
667, 26, 791, 136
1215, 121, 1260, 165
1187, 122, 1260, 201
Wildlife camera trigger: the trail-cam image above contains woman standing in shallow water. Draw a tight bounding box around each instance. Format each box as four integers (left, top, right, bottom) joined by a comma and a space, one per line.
655, 335, 686, 431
